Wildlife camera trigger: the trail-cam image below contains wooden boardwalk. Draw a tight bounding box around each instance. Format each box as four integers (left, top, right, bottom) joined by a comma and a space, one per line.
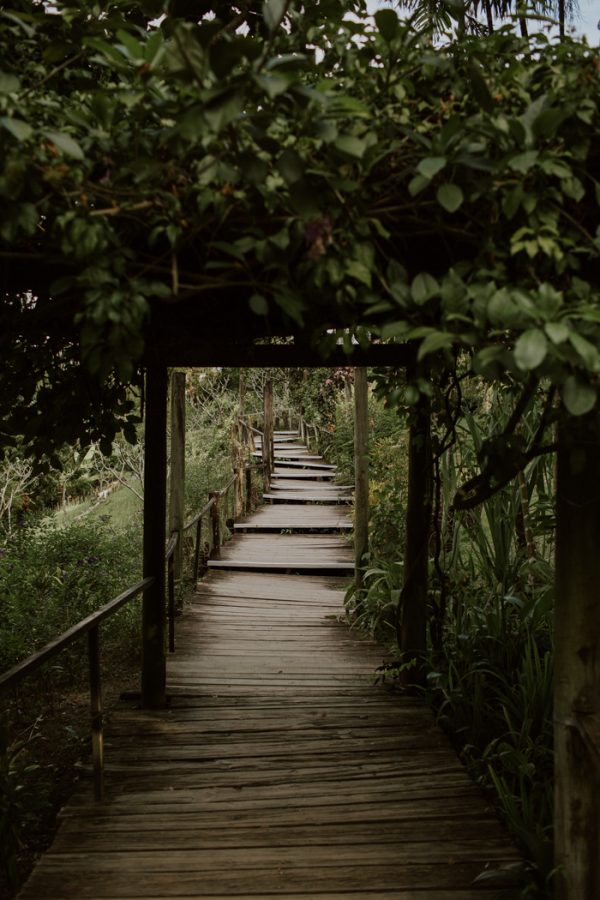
19, 432, 518, 899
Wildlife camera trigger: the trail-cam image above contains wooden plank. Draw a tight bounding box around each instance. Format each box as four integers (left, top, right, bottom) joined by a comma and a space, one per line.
264, 492, 352, 504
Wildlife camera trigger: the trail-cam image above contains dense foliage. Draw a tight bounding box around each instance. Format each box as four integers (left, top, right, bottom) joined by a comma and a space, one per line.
1, 1, 600, 462
316, 373, 555, 893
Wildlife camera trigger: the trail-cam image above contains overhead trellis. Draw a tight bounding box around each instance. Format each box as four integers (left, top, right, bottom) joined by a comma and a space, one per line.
2, 0, 600, 454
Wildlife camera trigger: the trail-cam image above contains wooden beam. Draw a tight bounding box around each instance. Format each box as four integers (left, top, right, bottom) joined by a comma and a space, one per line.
142, 365, 168, 709
354, 367, 369, 594
555, 411, 600, 899
169, 371, 186, 584
263, 378, 274, 483
143, 341, 415, 369
400, 392, 432, 689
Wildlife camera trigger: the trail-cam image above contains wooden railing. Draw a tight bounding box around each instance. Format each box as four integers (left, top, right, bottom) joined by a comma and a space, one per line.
0, 461, 265, 802
0, 577, 153, 801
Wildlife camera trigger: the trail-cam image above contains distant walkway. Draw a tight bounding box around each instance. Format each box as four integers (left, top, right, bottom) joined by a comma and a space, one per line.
20, 432, 518, 898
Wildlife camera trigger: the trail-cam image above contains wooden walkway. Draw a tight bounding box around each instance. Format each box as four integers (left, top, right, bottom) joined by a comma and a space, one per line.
19, 432, 519, 899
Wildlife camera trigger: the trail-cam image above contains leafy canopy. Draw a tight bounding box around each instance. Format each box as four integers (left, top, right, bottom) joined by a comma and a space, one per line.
2, 1, 600, 456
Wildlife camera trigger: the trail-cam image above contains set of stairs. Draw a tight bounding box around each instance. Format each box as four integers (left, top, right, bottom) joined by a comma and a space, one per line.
208, 430, 354, 575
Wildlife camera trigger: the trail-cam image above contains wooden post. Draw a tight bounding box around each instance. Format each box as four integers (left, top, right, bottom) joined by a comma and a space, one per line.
142, 364, 168, 709
239, 370, 246, 445
169, 371, 186, 585
193, 517, 202, 581
263, 377, 274, 485
210, 491, 221, 558
88, 626, 104, 801
555, 411, 600, 899
400, 393, 433, 689
245, 466, 252, 514
354, 367, 369, 595
167, 553, 175, 653
235, 466, 243, 519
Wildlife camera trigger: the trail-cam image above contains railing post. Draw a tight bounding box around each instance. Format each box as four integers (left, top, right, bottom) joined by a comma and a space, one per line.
168, 550, 175, 653
234, 467, 243, 519
263, 377, 274, 486
354, 367, 369, 598
193, 517, 202, 581
142, 364, 167, 710
88, 625, 104, 802
210, 491, 221, 558
245, 467, 252, 514
169, 372, 186, 587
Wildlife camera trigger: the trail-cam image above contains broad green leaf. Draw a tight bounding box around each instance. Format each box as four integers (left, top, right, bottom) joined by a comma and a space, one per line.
278, 148, 304, 185
0, 71, 19, 93
1, 116, 32, 141
569, 331, 600, 371
417, 331, 454, 360
408, 174, 429, 196
263, 0, 287, 31
374, 9, 399, 42
533, 107, 564, 139
314, 120, 337, 143
437, 183, 463, 213
43, 130, 84, 160
544, 322, 569, 344
204, 90, 244, 132
514, 328, 547, 370
334, 135, 367, 159
249, 294, 268, 315
178, 106, 205, 140
116, 29, 144, 60
487, 289, 520, 328
508, 151, 538, 174
417, 156, 446, 180
411, 273, 439, 305
253, 73, 289, 98
346, 260, 372, 286
468, 64, 494, 113
563, 376, 597, 416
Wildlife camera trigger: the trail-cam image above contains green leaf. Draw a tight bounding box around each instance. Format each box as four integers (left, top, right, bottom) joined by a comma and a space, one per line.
263, 0, 287, 31
408, 174, 429, 197
569, 331, 600, 371
334, 135, 367, 159
417, 156, 446, 180
417, 331, 454, 360
278, 148, 304, 185
544, 322, 569, 344
43, 130, 84, 160
508, 151, 538, 174
253, 73, 289, 98
532, 107, 564, 139
563, 376, 597, 416
374, 9, 399, 42
346, 260, 372, 286
514, 328, 547, 370
411, 273, 439, 305
204, 90, 244, 132
468, 64, 494, 113
0, 116, 32, 141
314, 120, 337, 143
0, 71, 19, 93
249, 294, 268, 315
437, 183, 463, 213
116, 28, 143, 60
